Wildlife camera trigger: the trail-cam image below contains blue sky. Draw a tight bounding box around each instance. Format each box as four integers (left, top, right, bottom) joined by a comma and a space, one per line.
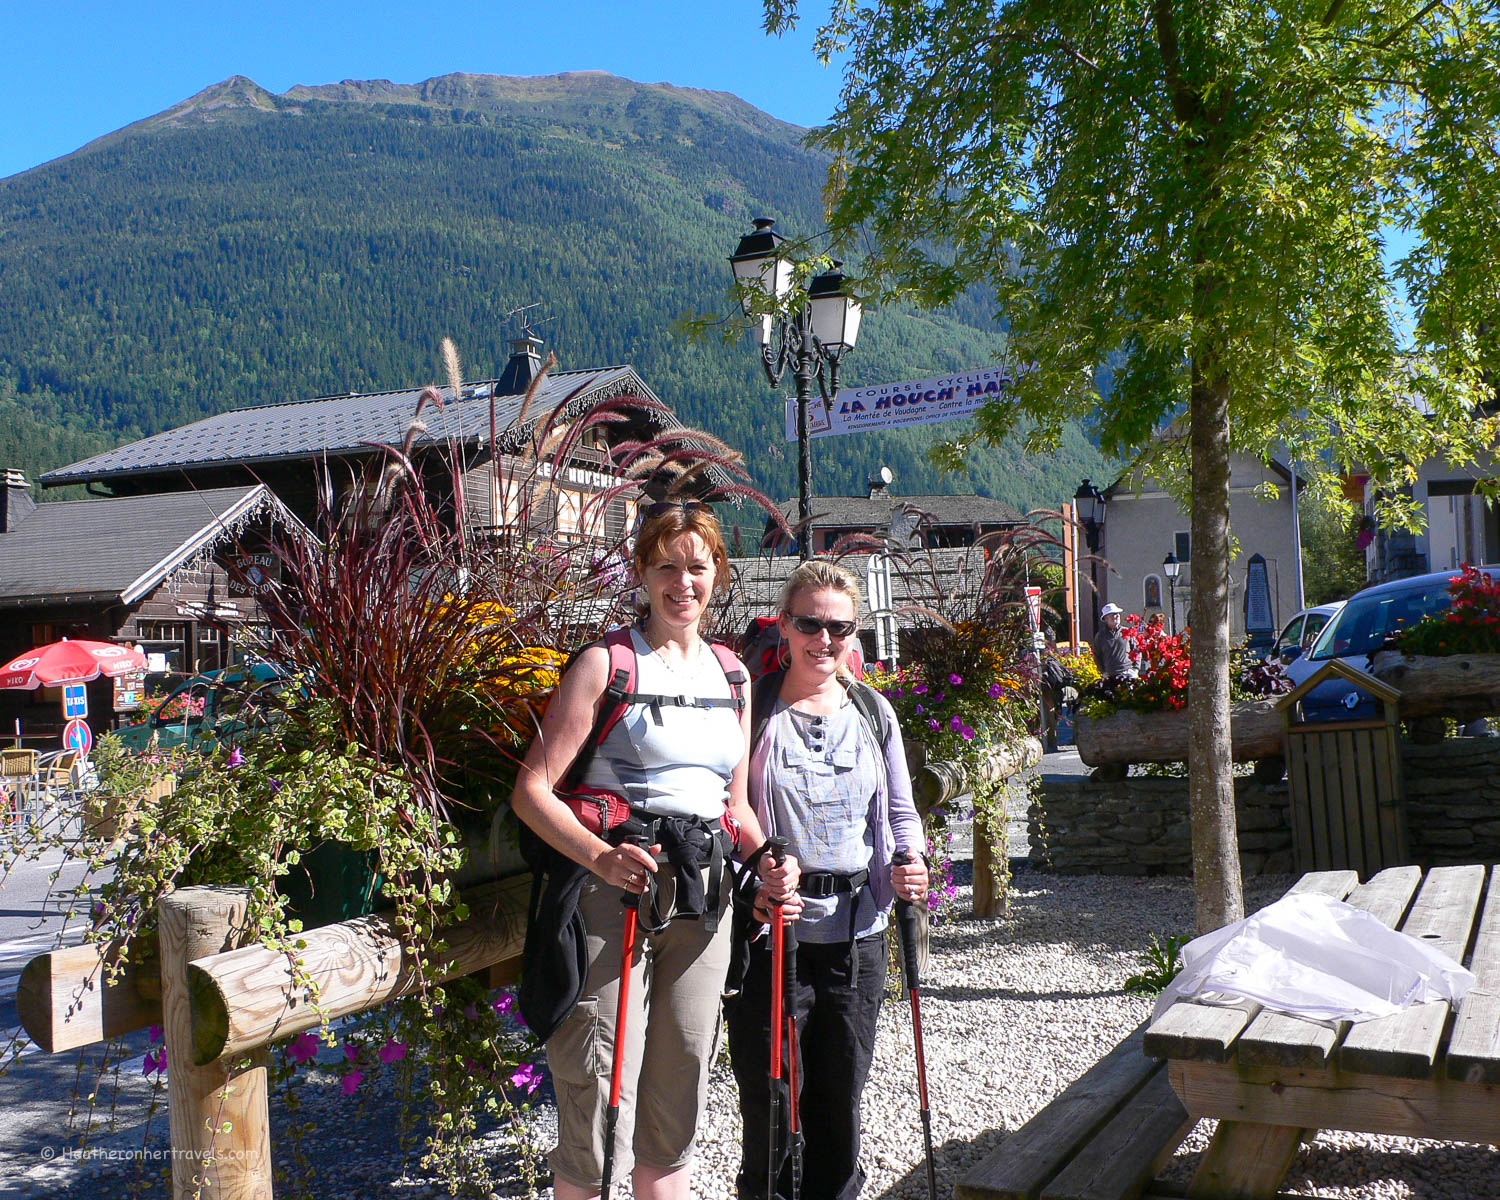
0, 0, 845, 180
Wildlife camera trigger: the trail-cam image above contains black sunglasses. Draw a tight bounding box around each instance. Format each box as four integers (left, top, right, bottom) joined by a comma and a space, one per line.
787, 614, 858, 639
642, 500, 713, 518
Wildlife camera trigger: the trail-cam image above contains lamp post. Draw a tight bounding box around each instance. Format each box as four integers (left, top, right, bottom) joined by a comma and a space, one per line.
1162, 551, 1181, 636
1073, 479, 1106, 636
730, 218, 862, 560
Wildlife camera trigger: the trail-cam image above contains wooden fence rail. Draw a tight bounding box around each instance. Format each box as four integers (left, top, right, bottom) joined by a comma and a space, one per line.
16, 875, 531, 1200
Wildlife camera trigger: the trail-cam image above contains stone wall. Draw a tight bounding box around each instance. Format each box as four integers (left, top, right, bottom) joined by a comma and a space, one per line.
1032, 737, 1500, 875
1030, 775, 1294, 876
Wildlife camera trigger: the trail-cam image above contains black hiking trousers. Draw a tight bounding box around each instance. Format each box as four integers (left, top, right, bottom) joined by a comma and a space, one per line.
725, 931, 887, 1200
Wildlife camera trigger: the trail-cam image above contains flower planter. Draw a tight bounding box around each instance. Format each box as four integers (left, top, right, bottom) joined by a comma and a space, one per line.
1371, 651, 1500, 721
82, 774, 176, 847
1074, 698, 1283, 768
278, 842, 383, 930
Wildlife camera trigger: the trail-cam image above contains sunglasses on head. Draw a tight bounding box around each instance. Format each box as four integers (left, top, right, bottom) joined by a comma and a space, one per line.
642, 500, 713, 519
787, 614, 858, 639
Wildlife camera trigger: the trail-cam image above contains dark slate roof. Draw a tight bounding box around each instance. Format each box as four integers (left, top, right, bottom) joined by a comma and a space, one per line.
769, 491, 1025, 530
0, 485, 287, 606
40, 367, 652, 488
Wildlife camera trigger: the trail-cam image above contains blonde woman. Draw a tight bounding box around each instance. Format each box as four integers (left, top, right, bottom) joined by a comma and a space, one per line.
512, 501, 798, 1200
726, 559, 927, 1200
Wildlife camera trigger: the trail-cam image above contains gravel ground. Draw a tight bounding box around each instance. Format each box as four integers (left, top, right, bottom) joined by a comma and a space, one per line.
4, 779, 1498, 1199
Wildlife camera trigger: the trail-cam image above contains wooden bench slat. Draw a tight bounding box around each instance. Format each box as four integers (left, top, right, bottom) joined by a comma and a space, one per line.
1236, 865, 1422, 1069
957, 1025, 1160, 1200
1340, 864, 1486, 1079
1447, 865, 1500, 1083
1039, 1067, 1193, 1200
1143, 871, 1358, 1063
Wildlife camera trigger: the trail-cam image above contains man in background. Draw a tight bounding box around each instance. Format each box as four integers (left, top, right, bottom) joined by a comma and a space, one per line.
1091, 603, 1137, 681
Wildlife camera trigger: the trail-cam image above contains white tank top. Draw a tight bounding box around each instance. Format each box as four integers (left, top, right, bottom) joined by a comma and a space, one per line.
579, 629, 745, 821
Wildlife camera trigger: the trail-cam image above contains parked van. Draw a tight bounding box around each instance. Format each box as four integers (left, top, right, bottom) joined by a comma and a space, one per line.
1284, 568, 1499, 720
115, 663, 287, 751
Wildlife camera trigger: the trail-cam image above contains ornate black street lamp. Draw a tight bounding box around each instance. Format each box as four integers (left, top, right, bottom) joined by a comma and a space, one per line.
730, 218, 862, 560
1073, 478, 1107, 633
1162, 551, 1181, 636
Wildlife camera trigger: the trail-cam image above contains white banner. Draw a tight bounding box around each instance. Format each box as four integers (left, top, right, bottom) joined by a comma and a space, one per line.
784, 366, 1016, 441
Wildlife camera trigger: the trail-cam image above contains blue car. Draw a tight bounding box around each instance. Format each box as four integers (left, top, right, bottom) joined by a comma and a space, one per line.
1284, 567, 1500, 721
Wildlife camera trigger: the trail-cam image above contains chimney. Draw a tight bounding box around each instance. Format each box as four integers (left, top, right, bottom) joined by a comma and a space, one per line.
496, 333, 545, 395
867, 464, 894, 500
1, 469, 35, 533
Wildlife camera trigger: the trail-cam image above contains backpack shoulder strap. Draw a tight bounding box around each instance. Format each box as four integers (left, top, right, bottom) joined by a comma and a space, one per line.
708, 642, 748, 716
561, 628, 637, 792
749, 669, 786, 754
845, 679, 892, 748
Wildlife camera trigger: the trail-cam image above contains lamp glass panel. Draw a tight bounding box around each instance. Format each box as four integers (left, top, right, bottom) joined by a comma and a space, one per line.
810, 292, 860, 349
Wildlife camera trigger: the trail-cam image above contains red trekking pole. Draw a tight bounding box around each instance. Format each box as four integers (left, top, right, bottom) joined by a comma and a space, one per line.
601, 838, 649, 1200
765, 836, 791, 1200
892, 850, 937, 1200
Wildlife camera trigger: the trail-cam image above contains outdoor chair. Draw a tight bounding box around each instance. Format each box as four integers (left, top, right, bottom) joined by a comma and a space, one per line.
2, 748, 40, 825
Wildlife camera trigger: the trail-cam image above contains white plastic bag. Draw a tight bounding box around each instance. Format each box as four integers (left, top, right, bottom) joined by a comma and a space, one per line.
1152, 891, 1475, 1023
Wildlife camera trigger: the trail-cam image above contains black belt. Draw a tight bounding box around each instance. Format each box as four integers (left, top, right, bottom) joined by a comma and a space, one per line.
799, 869, 870, 898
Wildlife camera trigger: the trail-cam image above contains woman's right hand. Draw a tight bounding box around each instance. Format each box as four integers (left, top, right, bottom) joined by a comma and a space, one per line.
592, 841, 660, 894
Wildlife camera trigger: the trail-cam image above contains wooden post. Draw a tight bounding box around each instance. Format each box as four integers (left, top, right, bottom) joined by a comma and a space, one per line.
159, 887, 273, 1200
972, 815, 1008, 918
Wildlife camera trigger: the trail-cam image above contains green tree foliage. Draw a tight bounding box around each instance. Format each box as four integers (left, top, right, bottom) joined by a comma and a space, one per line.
1300, 489, 1369, 606
0, 73, 1102, 509
768, 0, 1500, 930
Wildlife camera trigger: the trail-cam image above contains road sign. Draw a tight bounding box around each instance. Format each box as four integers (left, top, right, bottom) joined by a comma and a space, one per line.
62, 682, 88, 720
1025, 585, 1044, 632
62, 718, 93, 757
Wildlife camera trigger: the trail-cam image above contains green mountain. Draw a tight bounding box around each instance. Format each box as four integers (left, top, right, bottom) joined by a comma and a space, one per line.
0, 71, 1102, 511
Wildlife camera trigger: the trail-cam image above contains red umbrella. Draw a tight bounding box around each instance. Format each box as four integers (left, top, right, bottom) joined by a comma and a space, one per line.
0, 639, 148, 690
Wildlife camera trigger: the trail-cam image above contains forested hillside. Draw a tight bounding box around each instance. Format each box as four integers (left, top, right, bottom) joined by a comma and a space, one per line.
0, 71, 1103, 509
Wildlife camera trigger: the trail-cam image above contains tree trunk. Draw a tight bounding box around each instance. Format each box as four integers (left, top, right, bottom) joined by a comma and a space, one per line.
1187, 365, 1245, 933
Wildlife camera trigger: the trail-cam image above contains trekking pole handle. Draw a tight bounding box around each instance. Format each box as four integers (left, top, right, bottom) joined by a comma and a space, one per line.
767, 835, 796, 952
891, 850, 922, 989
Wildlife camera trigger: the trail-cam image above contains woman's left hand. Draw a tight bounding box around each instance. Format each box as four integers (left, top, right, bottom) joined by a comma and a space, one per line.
891, 857, 929, 903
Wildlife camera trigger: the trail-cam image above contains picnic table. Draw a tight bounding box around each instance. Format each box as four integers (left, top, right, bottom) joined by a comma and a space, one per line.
1145, 863, 1500, 1199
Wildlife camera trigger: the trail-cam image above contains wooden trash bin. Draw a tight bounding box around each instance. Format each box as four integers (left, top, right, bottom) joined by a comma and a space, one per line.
1276, 659, 1408, 877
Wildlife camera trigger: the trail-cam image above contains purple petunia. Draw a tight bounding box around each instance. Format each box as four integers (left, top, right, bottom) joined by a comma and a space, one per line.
492, 993, 516, 1017
341, 1070, 364, 1097
343, 1043, 360, 1063
988, 682, 1003, 699
961, 726, 975, 741
286, 1033, 319, 1064
913, 682, 928, 694
950, 714, 964, 731
949, 673, 963, 686
225, 746, 244, 768
142, 1048, 166, 1078
928, 718, 940, 730
378, 1039, 408, 1065
510, 1062, 543, 1093
914, 704, 924, 715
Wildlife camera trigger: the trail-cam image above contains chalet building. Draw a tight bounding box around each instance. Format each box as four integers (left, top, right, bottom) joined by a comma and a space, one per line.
11, 337, 716, 742
761, 472, 1024, 555
0, 477, 296, 741
39, 336, 694, 550
1093, 454, 1303, 645
1357, 451, 1500, 583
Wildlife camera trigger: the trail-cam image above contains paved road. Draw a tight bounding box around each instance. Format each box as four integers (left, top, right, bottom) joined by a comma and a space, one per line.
0, 850, 99, 1034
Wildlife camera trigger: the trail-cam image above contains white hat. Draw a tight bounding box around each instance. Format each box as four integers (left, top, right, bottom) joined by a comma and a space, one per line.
1099, 603, 1124, 618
